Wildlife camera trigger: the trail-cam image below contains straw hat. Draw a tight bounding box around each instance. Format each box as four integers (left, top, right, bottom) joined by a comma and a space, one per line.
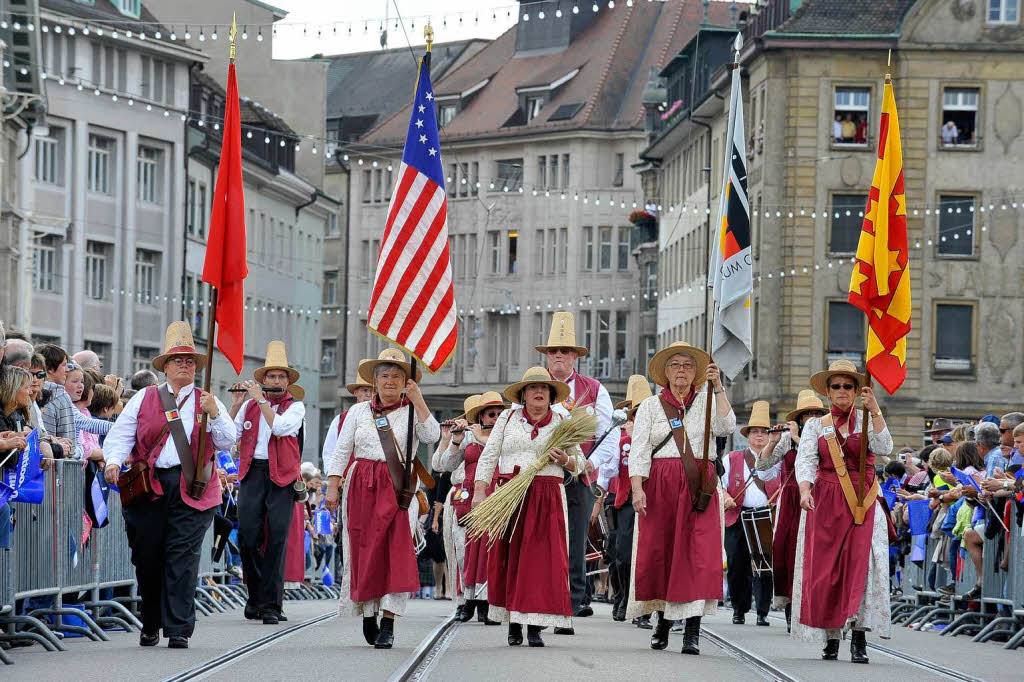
346, 368, 373, 396
286, 384, 305, 401
152, 321, 207, 372
466, 391, 507, 423
535, 311, 589, 357
809, 358, 868, 396
503, 366, 571, 405
357, 348, 423, 384
785, 389, 827, 422
615, 375, 654, 413
453, 394, 483, 421
740, 400, 772, 437
254, 341, 300, 384
647, 341, 710, 388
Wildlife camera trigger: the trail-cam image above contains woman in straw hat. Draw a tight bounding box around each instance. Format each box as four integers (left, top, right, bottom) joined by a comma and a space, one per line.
320, 370, 374, 471
608, 375, 653, 624
627, 341, 735, 656
324, 348, 440, 649
471, 367, 585, 648
437, 391, 506, 625
754, 389, 827, 632
102, 322, 236, 649
790, 359, 893, 664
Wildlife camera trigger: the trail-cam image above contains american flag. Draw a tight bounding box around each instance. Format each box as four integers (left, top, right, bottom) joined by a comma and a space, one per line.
367, 52, 457, 373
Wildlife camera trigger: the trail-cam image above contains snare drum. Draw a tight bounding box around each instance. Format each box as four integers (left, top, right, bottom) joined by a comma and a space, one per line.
740, 506, 776, 575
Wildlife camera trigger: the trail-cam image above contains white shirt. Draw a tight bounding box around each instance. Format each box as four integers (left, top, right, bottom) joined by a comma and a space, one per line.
325, 401, 440, 477
722, 447, 768, 509
234, 398, 305, 459
104, 384, 236, 469
322, 413, 342, 465
549, 373, 619, 490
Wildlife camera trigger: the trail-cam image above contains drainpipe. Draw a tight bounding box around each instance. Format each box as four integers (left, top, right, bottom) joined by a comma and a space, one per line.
294, 190, 317, 219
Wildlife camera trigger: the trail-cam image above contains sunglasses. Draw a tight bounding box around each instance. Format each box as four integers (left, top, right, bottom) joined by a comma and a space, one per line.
31, 371, 47, 379
829, 383, 856, 391
1000, 428, 1011, 433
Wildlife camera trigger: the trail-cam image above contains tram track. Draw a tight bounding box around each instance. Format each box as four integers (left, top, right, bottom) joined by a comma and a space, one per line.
701, 625, 803, 681
387, 611, 460, 682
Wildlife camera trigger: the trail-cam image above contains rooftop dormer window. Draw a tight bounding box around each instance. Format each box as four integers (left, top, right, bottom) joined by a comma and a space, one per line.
114, 0, 140, 19
525, 96, 545, 122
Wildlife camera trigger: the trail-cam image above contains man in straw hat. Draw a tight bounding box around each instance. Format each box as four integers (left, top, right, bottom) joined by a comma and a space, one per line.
102, 322, 236, 649
321, 369, 374, 475
722, 400, 774, 627
228, 341, 306, 626
791, 358, 892, 663
536, 311, 619, 627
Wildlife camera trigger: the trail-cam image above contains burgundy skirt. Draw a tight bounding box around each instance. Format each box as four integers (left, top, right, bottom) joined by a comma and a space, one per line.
772, 482, 801, 600
799, 469, 874, 629
346, 460, 419, 602
284, 502, 305, 582
634, 458, 723, 604
487, 475, 571, 618
462, 478, 495, 590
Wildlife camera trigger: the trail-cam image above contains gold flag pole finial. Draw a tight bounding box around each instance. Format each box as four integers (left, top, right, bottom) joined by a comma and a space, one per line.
230, 13, 238, 63
885, 48, 891, 82
424, 22, 434, 53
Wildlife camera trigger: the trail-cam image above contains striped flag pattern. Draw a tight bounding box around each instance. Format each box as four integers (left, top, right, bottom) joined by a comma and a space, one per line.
367, 53, 457, 373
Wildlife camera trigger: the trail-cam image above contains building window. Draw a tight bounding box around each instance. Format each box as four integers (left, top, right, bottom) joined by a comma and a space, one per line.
323, 271, 339, 305
137, 146, 162, 204
537, 155, 547, 189
599, 226, 613, 271
826, 301, 865, 366
116, 0, 140, 18
83, 341, 111, 371
615, 312, 628, 377
507, 230, 518, 274
832, 87, 870, 146
562, 153, 570, 188
488, 230, 501, 274
496, 158, 523, 191
644, 262, 657, 310
88, 134, 113, 194
327, 213, 339, 236
34, 131, 62, 185
613, 152, 624, 187
558, 227, 568, 273
828, 194, 867, 254
534, 229, 546, 275
135, 249, 158, 304
447, 163, 457, 197
937, 195, 976, 257
470, 162, 479, 196
320, 340, 337, 375
525, 96, 544, 122
459, 162, 469, 198
85, 241, 109, 300
33, 235, 59, 292
438, 103, 456, 128
132, 346, 158, 374
595, 311, 611, 379
361, 170, 372, 203
941, 88, 980, 148
187, 178, 207, 238
617, 226, 630, 270
988, 0, 1020, 24
934, 302, 974, 374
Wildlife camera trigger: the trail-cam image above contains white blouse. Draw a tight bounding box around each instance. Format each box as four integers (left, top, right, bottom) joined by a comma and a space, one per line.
437, 431, 487, 486
795, 410, 893, 485
325, 401, 440, 477
755, 432, 794, 481
474, 408, 585, 485
628, 386, 736, 479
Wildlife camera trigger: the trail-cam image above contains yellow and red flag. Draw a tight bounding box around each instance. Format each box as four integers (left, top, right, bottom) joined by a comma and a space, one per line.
848, 78, 910, 395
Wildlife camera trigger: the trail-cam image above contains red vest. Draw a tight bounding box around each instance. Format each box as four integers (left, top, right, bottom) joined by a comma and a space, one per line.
336, 410, 348, 435
237, 395, 302, 487
128, 385, 222, 512
725, 449, 756, 527
565, 372, 602, 456
612, 431, 632, 509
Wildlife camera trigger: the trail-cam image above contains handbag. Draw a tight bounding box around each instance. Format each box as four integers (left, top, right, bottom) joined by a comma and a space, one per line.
416, 489, 430, 516
117, 460, 154, 507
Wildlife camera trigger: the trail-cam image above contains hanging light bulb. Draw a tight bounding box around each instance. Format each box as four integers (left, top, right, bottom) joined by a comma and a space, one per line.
592, 2, 600, 11
184, 26, 191, 39
573, 3, 580, 14
198, 29, 205, 41
242, 26, 247, 39
211, 27, 218, 40
169, 30, 176, 40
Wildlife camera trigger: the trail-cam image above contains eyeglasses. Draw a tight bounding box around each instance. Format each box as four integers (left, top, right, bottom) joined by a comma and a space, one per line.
1000, 427, 1011, 433
830, 383, 856, 391
665, 361, 697, 371
168, 356, 197, 367
31, 371, 47, 379
65, 363, 80, 371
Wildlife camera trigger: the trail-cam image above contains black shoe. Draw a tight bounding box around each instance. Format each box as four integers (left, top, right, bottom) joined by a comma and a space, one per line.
612, 606, 626, 622
785, 604, 792, 633
937, 582, 956, 595
575, 605, 594, 618
822, 638, 840, 661
362, 615, 380, 646
650, 612, 671, 650
553, 626, 575, 635
262, 611, 279, 625
635, 614, 653, 629
732, 613, 745, 625
508, 623, 523, 646
681, 616, 701, 655
244, 604, 260, 621
139, 631, 160, 647
275, 611, 288, 622
756, 614, 769, 627
374, 617, 395, 649
527, 625, 544, 647
961, 584, 982, 601
168, 636, 188, 649
850, 630, 869, 664
477, 602, 500, 625
456, 603, 474, 623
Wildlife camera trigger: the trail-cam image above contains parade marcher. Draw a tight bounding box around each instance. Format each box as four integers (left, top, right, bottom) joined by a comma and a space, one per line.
608, 375, 652, 623
792, 359, 893, 664
536, 312, 618, 631
628, 341, 735, 656
321, 373, 374, 468
755, 389, 827, 632
472, 367, 585, 648
440, 391, 505, 625
722, 400, 774, 627
325, 348, 440, 649
229, 341, 305, 625
102, 322, 235, 649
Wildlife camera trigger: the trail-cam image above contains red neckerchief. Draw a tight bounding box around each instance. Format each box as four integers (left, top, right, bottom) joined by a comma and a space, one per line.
522, 408, 553, 440
660, 386, 697, 411
371, 394, 410, 416
266, 391, 293, 411
831, 404, 855, 432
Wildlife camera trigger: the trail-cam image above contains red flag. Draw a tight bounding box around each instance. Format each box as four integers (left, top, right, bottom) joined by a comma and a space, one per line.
201, 63, 247, 374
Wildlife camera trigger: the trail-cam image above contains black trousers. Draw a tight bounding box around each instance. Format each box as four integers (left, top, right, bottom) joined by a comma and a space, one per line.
724, 519, 773, 617
564, 477, 594, 611
122, 466, 214, 638
237, 460, 296, 614
608, 494, 634, 616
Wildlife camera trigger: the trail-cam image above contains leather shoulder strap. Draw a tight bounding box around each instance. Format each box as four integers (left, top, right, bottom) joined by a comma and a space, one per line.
372, 407, 406, 496
658, 396, 715, 506
157, 385, 199, 485
820, 414, 876, 524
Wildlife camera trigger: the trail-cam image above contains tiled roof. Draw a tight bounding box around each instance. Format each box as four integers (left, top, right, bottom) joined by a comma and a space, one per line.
361, 2, 733, 145
41, 0, 170, 38
774, 0, 917, 36
193, 68, 296, 136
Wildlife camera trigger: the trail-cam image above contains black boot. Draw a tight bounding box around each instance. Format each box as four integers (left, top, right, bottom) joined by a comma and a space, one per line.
822, 638, 840, 661
850, 630, 869, 664
456, 602, 474, 623
362, 615, 380, 646
477, 602, 499, 625
508, 623, 523, 646
681, 616, 701, 655
635, 614, 652, 629
650, 612, 671, 650
374, 617, 394, 649
785, 603, 792, 633
527, 625, 544, 647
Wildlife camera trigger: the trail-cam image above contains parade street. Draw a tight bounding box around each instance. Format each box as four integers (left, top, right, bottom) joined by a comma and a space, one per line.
6, 598, 1017, 681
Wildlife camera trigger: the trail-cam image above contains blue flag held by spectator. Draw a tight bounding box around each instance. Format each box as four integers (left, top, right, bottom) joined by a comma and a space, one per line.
951, 467, 981, 491
315, 508, 332, 536
907, 499, 931, 536
0, 429, 45, 506
216, 450, 238, 476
